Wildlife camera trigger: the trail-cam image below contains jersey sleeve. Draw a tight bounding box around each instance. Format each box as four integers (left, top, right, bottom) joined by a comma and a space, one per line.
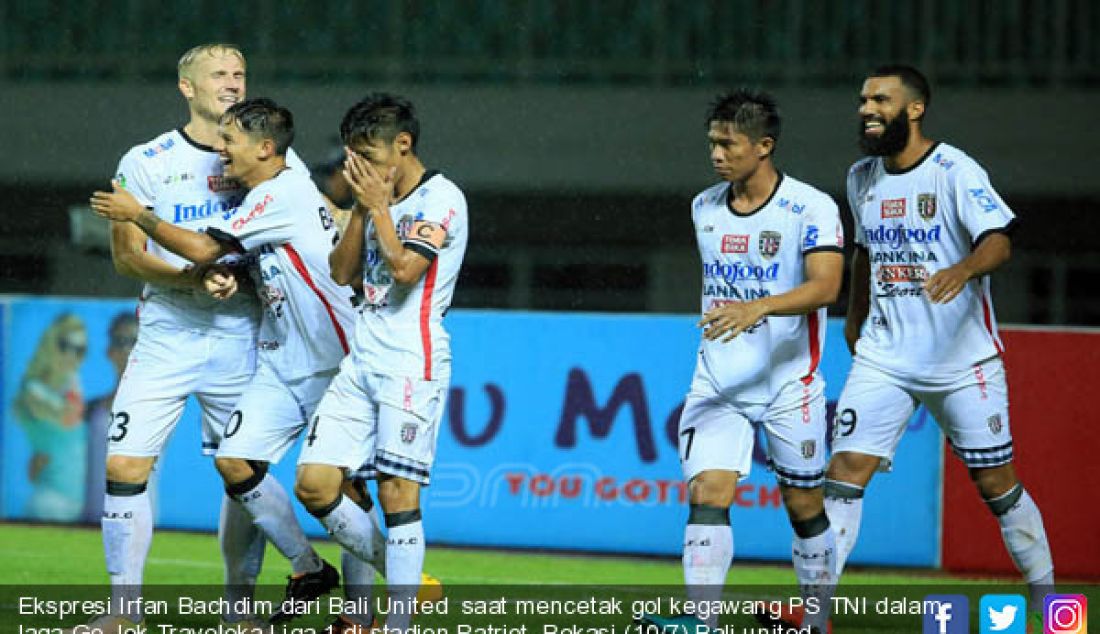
285, 147, 311, 175
952, 160, 1016, 245
215, 185, 296, 252
846, 164, 867, 248
115, 148, 157, 208
402, 183, 463, 261
801, 194, 844, 254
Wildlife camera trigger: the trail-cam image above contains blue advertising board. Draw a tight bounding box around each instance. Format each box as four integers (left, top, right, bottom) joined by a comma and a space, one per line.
0, 298, 941, 567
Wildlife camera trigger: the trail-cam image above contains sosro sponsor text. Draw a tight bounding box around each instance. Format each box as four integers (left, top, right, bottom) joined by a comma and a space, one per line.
173, 199, 235, 223
862, 224, 942, 249
703, 260, 779, 282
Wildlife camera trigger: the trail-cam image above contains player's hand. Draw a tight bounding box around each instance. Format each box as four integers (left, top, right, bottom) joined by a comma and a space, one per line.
343, 148, 395, 214
924, 264, 972, 304
699, 301, 769, 343
199, 264, 239, 300
90, 180, 144, 222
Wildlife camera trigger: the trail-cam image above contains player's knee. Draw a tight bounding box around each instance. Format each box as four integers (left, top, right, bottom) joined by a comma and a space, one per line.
294, 466, 342, 510
342, 478, 375, 513
214, 457, 254, 485
825, 451, 879, 487
780, 485, 824, 522
377, 476, 420, 513
688, 471, 738, 507
970, 463, 1018, 500
105, 455, 154, 484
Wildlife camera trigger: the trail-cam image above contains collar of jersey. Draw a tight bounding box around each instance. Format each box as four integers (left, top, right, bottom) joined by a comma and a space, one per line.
883, 141, 941, 175
176, 127, 217, 153
726, 172, 784, 218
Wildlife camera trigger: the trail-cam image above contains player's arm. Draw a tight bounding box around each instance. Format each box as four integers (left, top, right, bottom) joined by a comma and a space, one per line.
343, 151, 443, 285
844, 246, 871, 355
92, 181, 227, 263
701, 251, 843, 343
329, 203, 366, 285
109, 220, 201, 289
924, 227, 1012, 304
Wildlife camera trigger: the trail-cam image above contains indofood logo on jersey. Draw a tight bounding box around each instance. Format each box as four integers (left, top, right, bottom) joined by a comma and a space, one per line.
703, 260, 779, 283
862, 224, 942, 248
173, 199, 233, 223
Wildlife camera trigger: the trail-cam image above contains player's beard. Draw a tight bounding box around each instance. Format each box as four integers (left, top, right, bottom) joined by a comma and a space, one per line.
858, 112, 910, 157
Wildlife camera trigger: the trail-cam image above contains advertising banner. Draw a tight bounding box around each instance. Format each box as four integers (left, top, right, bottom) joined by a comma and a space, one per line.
1, 299, 941, 566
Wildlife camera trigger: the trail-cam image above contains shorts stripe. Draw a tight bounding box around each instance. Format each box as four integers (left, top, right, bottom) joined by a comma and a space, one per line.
770, 462, 825, 489
358, 451, 433, 485
950, 440, 1014, 467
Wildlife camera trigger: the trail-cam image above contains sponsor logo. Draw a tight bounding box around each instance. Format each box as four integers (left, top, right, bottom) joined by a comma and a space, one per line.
317, 205, 335, 231
260, 285, 286, 319
933, 153, 956, 170
987, 414, 1003, 435
703, 285, 771, 301
1044, 594, 1087, 633
173, 199, 232, 223
803, 225, 820, 249
702, 260, 780, 283
701, 225, 714, 233
162, 173, 195, 185
208, 175, 240, 193
918, 193, 937, 220
721, 234, 749, 253
142, 137, 175, 158
979, 594, 1026, 633
777, 198, 790, 208
862, 224, 943, 248
923, 595, 969, 634
881, 198, 906, 218
231, 193, 275, 231
759, 231, 782, 258
791, 203, 806, 215
872, 250, 939, 264
401, 422, 418, 444
879, 264, 929, 284
968, 188, 1001, 213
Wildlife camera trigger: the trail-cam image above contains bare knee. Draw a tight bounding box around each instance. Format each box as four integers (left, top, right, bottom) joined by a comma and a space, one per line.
970, 463, 1018, 500
294, 465, 344, 511
106, 455, 155, 484
377, 476, 421, 513
825, 451, 880, 488
214, 457, 256, 486
688, 470, 740, 508
342, 478, 376, 512
781, 486, 825, 523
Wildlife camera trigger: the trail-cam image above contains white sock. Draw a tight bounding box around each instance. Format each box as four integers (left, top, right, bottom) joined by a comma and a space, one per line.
234, 473, 321, 576
824, 480, 864, 574
792, 516, 837, 632
319, 496, 383, 565
342, 549, 377, 627
102, 487, 153, 620
219, 495, 265, 622
988, 485, 1054, 609
384, 512, 426, 632
683, 505, 733, 630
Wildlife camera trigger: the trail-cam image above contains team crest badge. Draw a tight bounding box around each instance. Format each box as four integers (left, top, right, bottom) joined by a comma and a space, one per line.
987, 414, 1003, 435
800, 440, 816, 459
758, 231, 782, 259
917, 193, 937, 220
401, 423, 418, 444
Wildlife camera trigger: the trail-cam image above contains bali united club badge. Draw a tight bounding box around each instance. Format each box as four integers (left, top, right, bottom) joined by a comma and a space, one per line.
758, 230, 782, 259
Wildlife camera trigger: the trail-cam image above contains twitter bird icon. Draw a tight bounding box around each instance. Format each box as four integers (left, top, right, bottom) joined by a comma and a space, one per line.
981, 594, 1027, 634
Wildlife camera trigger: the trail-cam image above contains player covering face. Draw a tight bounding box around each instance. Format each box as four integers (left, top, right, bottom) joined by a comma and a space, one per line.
639, 90, 844, 634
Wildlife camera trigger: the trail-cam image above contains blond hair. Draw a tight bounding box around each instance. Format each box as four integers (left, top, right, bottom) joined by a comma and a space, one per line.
178, 43, 246, 80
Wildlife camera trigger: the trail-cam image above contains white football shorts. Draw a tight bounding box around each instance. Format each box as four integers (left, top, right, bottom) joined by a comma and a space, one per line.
832, 355, 1012, 469
216, 362, 336, 463
679, 371, 828, 489
108, 323, 256, 458
298, 357, 448, 485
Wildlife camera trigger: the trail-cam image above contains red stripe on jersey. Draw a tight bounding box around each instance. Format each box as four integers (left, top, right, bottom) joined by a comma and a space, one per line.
419, 259, 439, 381
282, 244, 349, 354
802, 310, 821, 385
981, 288, 1004, 354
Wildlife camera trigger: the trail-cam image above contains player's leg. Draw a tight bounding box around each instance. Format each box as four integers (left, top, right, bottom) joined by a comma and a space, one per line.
335, 477, 385, 630
928, 357, 1053, 610
213, 366, 334, 580
763, 379, 834, 633
217, 494, 265, 625
825, 360, 917, 573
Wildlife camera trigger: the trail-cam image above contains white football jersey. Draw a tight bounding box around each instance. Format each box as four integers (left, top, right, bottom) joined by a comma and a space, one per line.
692, 174, 843, 403
115, 129, 308, 336
353, 171, 468, 380
847, 142, 1016, 378
206, 166, 357, 381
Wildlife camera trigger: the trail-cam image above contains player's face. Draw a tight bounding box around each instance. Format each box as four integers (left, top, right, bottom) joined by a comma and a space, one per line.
708, 121, 767, 183
216, 119, 261, 181
183, 53, 246, 122
858, 76, 913, 156
348, 135, 399, 171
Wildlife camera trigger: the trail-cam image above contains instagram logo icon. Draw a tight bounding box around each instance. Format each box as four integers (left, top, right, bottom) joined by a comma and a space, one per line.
1045, 595, 1087, 633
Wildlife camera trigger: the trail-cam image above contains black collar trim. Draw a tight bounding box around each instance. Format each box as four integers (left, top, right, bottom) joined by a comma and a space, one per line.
727, 172, 784, 218
885, 142, 941, 175
177, 128, 217, 153
397, 169, 441, 204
